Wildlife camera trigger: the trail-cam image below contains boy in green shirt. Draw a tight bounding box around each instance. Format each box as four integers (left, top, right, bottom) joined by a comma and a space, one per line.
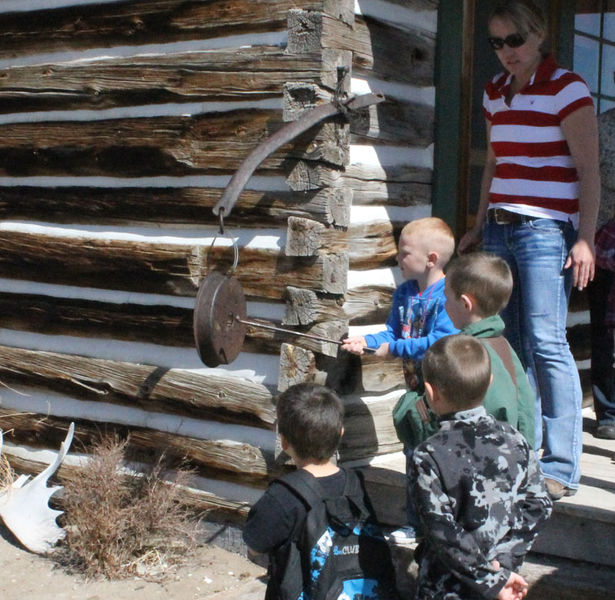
394, 251, 536, 457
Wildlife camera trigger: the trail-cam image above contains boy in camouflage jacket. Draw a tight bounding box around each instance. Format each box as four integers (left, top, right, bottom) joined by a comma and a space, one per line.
411, 335, 552, 600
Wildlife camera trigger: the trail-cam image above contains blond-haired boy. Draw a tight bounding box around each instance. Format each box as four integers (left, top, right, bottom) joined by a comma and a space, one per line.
342, 217, 458, 545
342, 217, 458, 388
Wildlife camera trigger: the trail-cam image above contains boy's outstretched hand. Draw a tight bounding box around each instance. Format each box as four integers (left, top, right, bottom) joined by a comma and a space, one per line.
341, 337, 390, 358
341, 336, 368, 355
496, 572, 529, 600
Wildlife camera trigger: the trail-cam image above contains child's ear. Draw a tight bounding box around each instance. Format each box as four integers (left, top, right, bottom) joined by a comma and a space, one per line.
427, 251, 439, 267
460, 293, 475, 313
280, 433, 289, 451
340, 426, 345, 438
424, 381, 435, 405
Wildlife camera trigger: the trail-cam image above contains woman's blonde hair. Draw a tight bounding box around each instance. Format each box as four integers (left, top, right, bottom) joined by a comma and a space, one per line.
489, 0, 549, 53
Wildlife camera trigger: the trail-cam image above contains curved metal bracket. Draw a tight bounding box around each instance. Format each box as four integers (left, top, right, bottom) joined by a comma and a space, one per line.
213, 92, 386, 220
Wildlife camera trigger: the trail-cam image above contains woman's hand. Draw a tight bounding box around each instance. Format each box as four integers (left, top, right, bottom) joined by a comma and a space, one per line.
458, 226, 483, 254
564, 236, 595, 291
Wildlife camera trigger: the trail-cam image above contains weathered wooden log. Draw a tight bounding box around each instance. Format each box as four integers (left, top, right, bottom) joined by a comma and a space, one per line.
343, 286, 395, 325
283, 286, 346, 326
286, 217, 397, 269
282, 59, 352, 120
349, 97, 435, 146
276, 342, 396, 396
0, 49, 342, 114
0, 292, 195, 347
0, 0, 350, 59
340, 394, 403, 461
358, 356, 405, 393
286, 160, 342, 191
0, 186, 351, 227
343, 160, 434, 184
0, 111, 347, 178
0, 289, 348, 358
0, 409, 271, 482
288, 10, 435, 86
0, 232, 348, 298
0, 345, 275, 428
285, 217, 334, 257
284, 82, 434, 146
278, 343, 320, 392
341, 178, 431, 207
2, 452, 252, 523
288, 160, 432, 193
351, 15, 435, 85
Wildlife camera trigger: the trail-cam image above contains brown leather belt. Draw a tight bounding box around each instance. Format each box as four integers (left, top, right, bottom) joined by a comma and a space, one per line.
487, 208, 536, 225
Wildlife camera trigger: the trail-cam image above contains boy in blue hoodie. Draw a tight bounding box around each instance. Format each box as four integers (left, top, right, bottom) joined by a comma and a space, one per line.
342, 217, 458, 385
342, 217, 458, 544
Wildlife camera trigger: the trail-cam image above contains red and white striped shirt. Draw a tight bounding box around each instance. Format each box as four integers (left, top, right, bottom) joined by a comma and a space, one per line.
483, 54, 594, 227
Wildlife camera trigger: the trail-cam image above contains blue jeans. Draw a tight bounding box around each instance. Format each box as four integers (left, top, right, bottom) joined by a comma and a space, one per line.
484, 218, 582, 488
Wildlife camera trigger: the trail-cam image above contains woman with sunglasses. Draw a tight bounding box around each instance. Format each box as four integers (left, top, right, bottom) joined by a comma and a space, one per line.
459, 0, 600, 501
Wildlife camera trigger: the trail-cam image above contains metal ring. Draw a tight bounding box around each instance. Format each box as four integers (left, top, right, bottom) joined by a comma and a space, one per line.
208, 227, 239, 274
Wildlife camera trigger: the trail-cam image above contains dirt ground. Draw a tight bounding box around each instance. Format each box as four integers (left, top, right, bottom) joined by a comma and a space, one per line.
0, 525, 267, 600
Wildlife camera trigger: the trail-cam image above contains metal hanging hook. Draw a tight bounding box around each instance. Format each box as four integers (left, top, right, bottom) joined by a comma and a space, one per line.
218, 207, 225, 235
208, 222, 239, 275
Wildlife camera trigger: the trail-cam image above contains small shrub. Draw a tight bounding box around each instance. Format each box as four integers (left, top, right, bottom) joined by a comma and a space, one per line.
57, 434, 197, 580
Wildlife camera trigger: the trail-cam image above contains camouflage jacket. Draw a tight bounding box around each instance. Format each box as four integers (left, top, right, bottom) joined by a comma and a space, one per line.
411, 406, 552, 599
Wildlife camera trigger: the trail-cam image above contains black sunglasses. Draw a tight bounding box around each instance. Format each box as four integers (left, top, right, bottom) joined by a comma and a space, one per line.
487, 33, 526, 50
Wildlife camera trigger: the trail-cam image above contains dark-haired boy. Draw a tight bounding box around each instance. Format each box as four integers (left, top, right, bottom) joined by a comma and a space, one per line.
242, 383, 396, 600
412, 335, 552, 600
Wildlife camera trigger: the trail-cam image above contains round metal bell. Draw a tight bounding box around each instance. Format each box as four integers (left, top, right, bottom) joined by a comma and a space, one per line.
193, 270, 247, 367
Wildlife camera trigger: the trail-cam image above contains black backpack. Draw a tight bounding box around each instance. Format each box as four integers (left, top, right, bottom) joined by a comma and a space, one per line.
266, 467, 400, 600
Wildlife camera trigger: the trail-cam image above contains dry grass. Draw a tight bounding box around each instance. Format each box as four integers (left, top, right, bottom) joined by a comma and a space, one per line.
57, 435, 198, 580
0, 454, 15, 490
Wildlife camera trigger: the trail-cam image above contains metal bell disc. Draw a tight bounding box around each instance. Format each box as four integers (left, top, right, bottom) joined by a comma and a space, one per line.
193, 270, 247, 367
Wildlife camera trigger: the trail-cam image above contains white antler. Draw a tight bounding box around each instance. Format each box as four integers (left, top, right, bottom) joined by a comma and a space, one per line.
0, 422, 75, 553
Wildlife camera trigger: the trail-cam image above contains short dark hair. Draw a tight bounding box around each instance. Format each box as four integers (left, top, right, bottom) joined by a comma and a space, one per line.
276, 383, 344, 462
446, 252, 513, 317
422, 335, 491, 411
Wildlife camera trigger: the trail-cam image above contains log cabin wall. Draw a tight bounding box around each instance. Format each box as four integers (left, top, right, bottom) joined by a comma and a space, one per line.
0, 0, 436, 522
0, 0, 591, 528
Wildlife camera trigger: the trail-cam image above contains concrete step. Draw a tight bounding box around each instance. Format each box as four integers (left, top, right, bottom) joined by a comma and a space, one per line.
357, 407, 615, 567
532, 411, 615, 567
390, 545, 615, 599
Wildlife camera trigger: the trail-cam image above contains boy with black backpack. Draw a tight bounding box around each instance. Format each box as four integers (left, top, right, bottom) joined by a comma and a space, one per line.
243, 383, 399, 600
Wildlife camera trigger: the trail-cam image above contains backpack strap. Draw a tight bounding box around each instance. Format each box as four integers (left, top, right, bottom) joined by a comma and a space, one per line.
276, 468, 368, 516
483, 336, 518, 398
276, 468, 327, 509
